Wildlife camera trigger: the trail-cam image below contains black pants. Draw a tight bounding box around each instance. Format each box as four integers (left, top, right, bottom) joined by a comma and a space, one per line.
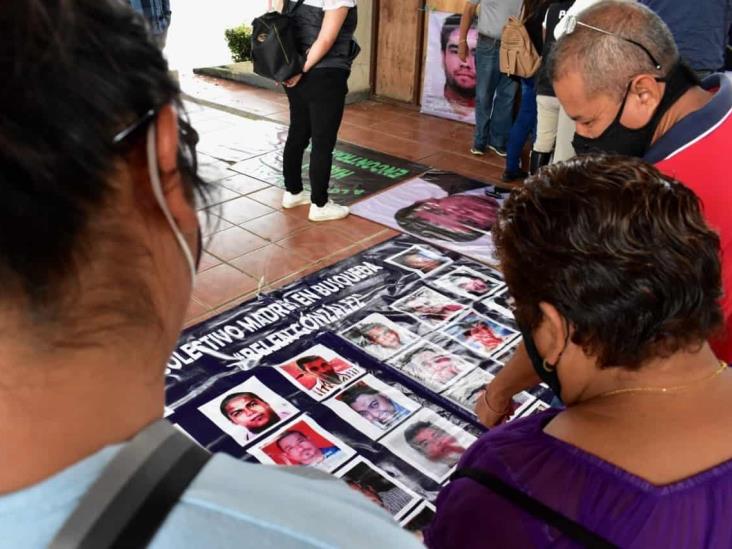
283, 68, 349, 207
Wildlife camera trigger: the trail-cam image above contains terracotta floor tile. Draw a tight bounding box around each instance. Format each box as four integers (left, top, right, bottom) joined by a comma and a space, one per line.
218, 196, 275, 224
276, 225, 354, 262
184, 298, 210, 327
198, 251, 222, 272
207, 186, 242, 205
192, 263, 260, 309
319, 215, 385, 243
205, 226, 269, 260
198, 213, 233, 237
240, 210, 310, 242
220, 174, 270, 195
248, 186, 286, 210
316, 244, 362, 268
230, 244, 316, 285
355, 229, 401, 252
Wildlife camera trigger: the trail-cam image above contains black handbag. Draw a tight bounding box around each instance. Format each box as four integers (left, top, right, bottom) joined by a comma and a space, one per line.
251, 0, 306, 82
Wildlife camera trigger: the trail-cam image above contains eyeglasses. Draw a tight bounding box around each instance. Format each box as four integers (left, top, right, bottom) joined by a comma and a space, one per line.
564, 15, 662, 71
112, 108, 157, 146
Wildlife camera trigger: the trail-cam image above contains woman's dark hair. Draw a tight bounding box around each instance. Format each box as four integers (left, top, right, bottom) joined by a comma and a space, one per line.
522, 0, 553, 23
494, 155, 723, 369
1, 0, 208, 321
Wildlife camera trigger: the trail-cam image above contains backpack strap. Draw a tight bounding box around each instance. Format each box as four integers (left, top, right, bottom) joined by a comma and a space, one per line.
49, 420, 211, 549
285, 0, 306, 14
451, 468, 617, 548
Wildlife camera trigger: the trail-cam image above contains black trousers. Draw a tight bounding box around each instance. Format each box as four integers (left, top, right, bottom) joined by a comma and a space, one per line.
283, 68, 349, 207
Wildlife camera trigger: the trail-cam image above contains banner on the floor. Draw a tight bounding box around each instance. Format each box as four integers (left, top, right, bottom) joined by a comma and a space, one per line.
229, 142, 428, 205
165, 235, 553, 531
420, 11, 478, 125
350, 171, 504, 265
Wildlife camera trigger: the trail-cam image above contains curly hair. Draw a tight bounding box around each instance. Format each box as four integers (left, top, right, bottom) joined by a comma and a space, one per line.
494, 155, 723, 369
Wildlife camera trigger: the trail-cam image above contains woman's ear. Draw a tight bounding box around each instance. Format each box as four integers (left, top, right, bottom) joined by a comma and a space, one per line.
154, 104, 197, 235
537, 301, 569, 364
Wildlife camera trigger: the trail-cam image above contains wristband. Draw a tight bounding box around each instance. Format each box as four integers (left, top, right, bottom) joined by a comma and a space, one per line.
482, 389, 511, 415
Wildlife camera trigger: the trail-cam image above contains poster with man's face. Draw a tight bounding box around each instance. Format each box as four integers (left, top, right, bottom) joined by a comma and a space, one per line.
198, 377, 300, 446
421, 11, 478, 124
248, 416, 356, 473
340, 313, 418, 360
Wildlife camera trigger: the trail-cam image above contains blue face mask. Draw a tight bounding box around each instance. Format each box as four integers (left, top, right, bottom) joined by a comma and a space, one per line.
519, 323, 567, 402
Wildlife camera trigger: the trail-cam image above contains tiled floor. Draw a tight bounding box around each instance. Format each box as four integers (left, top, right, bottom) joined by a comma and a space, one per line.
181, 73, 510, 328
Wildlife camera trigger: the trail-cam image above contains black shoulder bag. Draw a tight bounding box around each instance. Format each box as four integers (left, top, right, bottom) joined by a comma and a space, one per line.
451, 468, 618, 548
48, 420, 211, 549
251, 0, 306, 82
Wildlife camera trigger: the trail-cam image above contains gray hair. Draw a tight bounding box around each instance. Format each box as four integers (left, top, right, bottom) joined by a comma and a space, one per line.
548, 0, 679, 100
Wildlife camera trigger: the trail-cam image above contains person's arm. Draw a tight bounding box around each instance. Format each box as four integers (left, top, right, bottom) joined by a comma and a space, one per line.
284, 5, 350, 86
475, 341, 540, 427
458, 1, 479, 62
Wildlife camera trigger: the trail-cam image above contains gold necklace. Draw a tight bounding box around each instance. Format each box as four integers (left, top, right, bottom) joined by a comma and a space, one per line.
597, 360, 728, 399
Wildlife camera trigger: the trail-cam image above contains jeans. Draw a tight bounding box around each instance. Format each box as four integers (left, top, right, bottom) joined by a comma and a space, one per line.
283, 69, 349, 207
474, 36, 517, 151
506, 78, 537, 172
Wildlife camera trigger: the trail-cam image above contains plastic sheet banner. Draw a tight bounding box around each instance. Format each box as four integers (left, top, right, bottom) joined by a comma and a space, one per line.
420, 11, 478, 124
229, 142, 428, 205
351, 171, 505, 265
165, 236, 552, 530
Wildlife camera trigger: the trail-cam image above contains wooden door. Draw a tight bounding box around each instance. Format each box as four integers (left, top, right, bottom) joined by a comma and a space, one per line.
374, 0, 425, 102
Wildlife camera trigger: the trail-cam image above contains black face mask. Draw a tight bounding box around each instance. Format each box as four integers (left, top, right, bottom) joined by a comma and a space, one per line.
195, 227, 203, 271
519, 323, 566, 402
572, 62, 698, 157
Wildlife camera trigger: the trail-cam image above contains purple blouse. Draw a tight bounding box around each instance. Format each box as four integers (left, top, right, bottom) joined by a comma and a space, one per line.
425, 409, 732, 548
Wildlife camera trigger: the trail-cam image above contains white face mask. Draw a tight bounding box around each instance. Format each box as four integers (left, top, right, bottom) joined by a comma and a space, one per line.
146, 124, 197, 283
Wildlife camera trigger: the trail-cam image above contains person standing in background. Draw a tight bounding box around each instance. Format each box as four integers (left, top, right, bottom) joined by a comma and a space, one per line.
280, 0, 360, 222
128, 0, 171, 47
458, 0, 523, 158
639, 0, 732, 80
530, 0, 574, 172
502, 0, 555, 182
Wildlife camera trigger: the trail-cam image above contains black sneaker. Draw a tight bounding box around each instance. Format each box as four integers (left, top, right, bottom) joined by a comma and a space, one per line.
488, 144, 508, 157
501, 169, 528, 183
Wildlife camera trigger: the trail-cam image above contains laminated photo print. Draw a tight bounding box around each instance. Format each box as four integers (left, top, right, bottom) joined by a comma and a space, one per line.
276, 344, 365, 401
400, 501, 437, 533
432, 266, 504, 300
508, 391, 538, 421
340, 313, 418, 361
389, 342, 475, 392
248, 416, 356, 473
522, 399, 551, 418
442, 311, 518, 358
324, 374, 420, 439
381, 408, 477, 483
442, 367, 495, 412
336, 457, 421, 520
198, 377, 300, 447
385, 245, 453, 277
482, 289, 515, 319
391, 286, 466, 328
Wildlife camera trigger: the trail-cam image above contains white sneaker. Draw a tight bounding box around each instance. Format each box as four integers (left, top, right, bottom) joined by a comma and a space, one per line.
308, 200, 350, 222
282, 191, 311, 209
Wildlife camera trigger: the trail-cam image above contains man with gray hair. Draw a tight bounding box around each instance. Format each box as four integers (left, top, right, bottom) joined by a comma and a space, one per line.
475, 0, 732, 427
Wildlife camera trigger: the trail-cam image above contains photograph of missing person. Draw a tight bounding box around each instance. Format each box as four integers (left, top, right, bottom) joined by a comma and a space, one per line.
522, 399, 551, 417
385, 245, 453, 277
276, 344, 365, 401
340, 313, 418, 360
391, 287, 465, 328
508, 391, 538, 421
400, 501, 437, 533
198, 377, 299, 446
433, 267, 503, 300
248, 416, 355, 472
381, 408, 477, 483
442, 312, 518, 358
336, 457, 421, 519
482, 290, 515, 320
442, 367, 495, 412
389, 342, 475, 392
325, 375, 420, 439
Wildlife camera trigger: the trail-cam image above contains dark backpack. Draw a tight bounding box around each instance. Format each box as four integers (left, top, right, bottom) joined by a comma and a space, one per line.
251, 0, 306, 82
